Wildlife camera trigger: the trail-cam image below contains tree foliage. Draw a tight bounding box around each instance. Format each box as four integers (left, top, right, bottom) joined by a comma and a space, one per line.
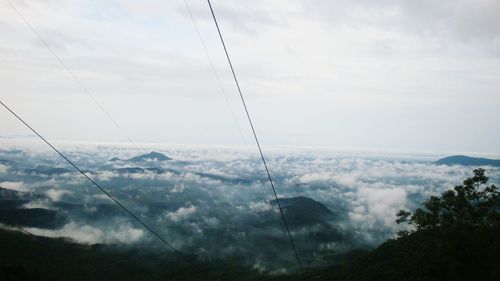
391, 168, 500, 280
396, 168, 499, 236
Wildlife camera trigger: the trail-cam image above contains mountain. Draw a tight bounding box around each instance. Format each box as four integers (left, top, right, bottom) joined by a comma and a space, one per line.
194, 172, 255, 185
270, 196, 334, 226
24, 166, 71, 176
267, 226, 499, 281
0, 228, 262, 281
117, 167, 146, 174
0, 200, 28, 209
0, 187, 66, 229
434, 155, 500, 167
0, 208, 66, 229
0, 186, 22, 200
0, 187, 44, 208
128, 151, 172, 162
116, 167, 178, 174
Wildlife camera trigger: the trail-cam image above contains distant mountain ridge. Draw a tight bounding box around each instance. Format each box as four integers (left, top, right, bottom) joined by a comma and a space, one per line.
128, 151, 172, 162
116, 166, 179, 175
24, 166, 71, 176
0, 186, 22, 200
434, 155, 500, 167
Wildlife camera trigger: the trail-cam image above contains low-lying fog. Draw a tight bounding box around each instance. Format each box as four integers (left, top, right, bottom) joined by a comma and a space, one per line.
1, 140, 499, 272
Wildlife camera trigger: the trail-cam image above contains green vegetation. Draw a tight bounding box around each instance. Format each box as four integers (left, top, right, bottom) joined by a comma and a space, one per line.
391, 168, 500, 280
0, 229, 263, 281
396, 168, 499, 235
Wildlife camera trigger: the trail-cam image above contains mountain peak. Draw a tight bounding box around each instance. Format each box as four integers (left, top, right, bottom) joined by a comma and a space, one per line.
434, 155, 500, 167
270, 196, 333, 225
128, 151, 172, 162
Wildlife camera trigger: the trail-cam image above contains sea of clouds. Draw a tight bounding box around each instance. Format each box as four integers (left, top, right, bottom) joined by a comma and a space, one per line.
1, 139, 499, 272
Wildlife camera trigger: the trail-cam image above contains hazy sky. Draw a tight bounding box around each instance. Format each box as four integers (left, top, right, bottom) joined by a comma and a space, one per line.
1, 0, 500, 154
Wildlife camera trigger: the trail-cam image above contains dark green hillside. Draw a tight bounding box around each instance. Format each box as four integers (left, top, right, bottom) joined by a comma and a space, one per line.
0, 229, 262, 281
0, 208, 66, 229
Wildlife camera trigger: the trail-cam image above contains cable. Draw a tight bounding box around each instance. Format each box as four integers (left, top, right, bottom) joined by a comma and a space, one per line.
0, 100, 197, 268
5, 0, 134, 143
4, 2, 203, 273
13, 225, 37, 238
205, 0, 303, 273
182, 0, 251, 152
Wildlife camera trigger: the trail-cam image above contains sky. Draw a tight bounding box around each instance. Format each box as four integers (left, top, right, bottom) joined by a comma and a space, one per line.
1, 0, 500, 154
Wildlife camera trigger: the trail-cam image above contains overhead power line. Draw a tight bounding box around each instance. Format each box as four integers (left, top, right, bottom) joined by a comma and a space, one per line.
0, 100, 196, 268
5, 0, 134, 143
13, 224, 37, 238
205, 0, 303, 272
182, 0, 251, 152
3, 1, 204, 272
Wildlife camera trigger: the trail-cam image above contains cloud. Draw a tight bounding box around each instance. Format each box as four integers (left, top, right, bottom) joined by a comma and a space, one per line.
92, 193, 114, 202
203, 216, 220, 228
166, 205, 197, 222
351, 187, 407, 230
1, 144, 500, 270
1, 1, 500, 151
22, 199, 53, 210
0, 181, 29, 192
46, 188, 72, 201
26, 222, 144, 244
171, 184, 185, 193
97, 170, 118, 181
298, 172, 334, 183
249, 201, 272, 212
302, 0, 500, 44
107, 223, 144, 243
0, 164, 9, 173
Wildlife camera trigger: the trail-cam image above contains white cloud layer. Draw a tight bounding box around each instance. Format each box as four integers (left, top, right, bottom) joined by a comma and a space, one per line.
166, 205, 197, 222
26, 222, 144, 244
0, 181, 29, 192
1, 144, 499, 268
46, 188, 72, 201
0, 164, 9, 173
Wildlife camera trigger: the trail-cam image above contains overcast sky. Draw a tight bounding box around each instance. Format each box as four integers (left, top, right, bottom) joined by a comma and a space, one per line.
1, 0, 500, 154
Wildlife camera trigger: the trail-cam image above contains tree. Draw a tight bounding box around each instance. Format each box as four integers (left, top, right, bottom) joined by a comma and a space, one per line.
396, 168, 499, 235
394, 168, 500, 280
